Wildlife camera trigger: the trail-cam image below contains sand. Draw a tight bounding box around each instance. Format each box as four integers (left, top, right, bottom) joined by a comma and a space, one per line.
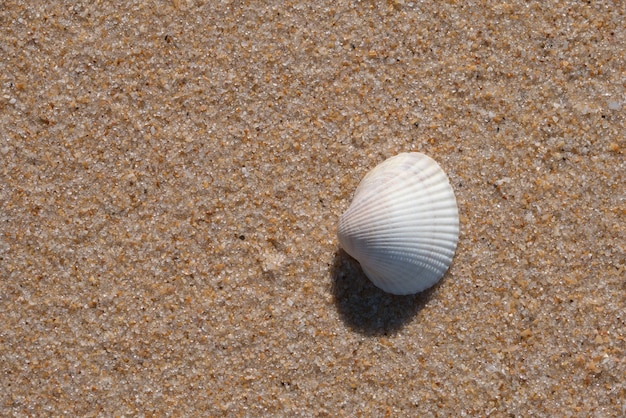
1, 1, 624, 416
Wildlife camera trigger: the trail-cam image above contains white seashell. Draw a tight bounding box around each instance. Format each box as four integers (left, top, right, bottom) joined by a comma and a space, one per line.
337, 152, 459, 295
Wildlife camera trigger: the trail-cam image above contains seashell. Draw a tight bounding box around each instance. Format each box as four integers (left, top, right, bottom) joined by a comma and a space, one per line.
337, 152, 459, 295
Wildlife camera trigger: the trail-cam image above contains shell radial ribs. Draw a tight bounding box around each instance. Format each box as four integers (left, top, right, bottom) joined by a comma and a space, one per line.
337, 152, 459, 295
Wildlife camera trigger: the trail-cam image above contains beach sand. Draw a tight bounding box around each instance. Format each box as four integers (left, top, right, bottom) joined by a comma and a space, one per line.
1, 1, 624, 416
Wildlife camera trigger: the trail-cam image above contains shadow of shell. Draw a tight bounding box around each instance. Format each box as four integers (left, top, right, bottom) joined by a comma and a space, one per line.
330, 249, 440, 336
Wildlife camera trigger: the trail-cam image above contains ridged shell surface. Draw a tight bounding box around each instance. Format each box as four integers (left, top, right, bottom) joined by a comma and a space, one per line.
337, 152, 459, 295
